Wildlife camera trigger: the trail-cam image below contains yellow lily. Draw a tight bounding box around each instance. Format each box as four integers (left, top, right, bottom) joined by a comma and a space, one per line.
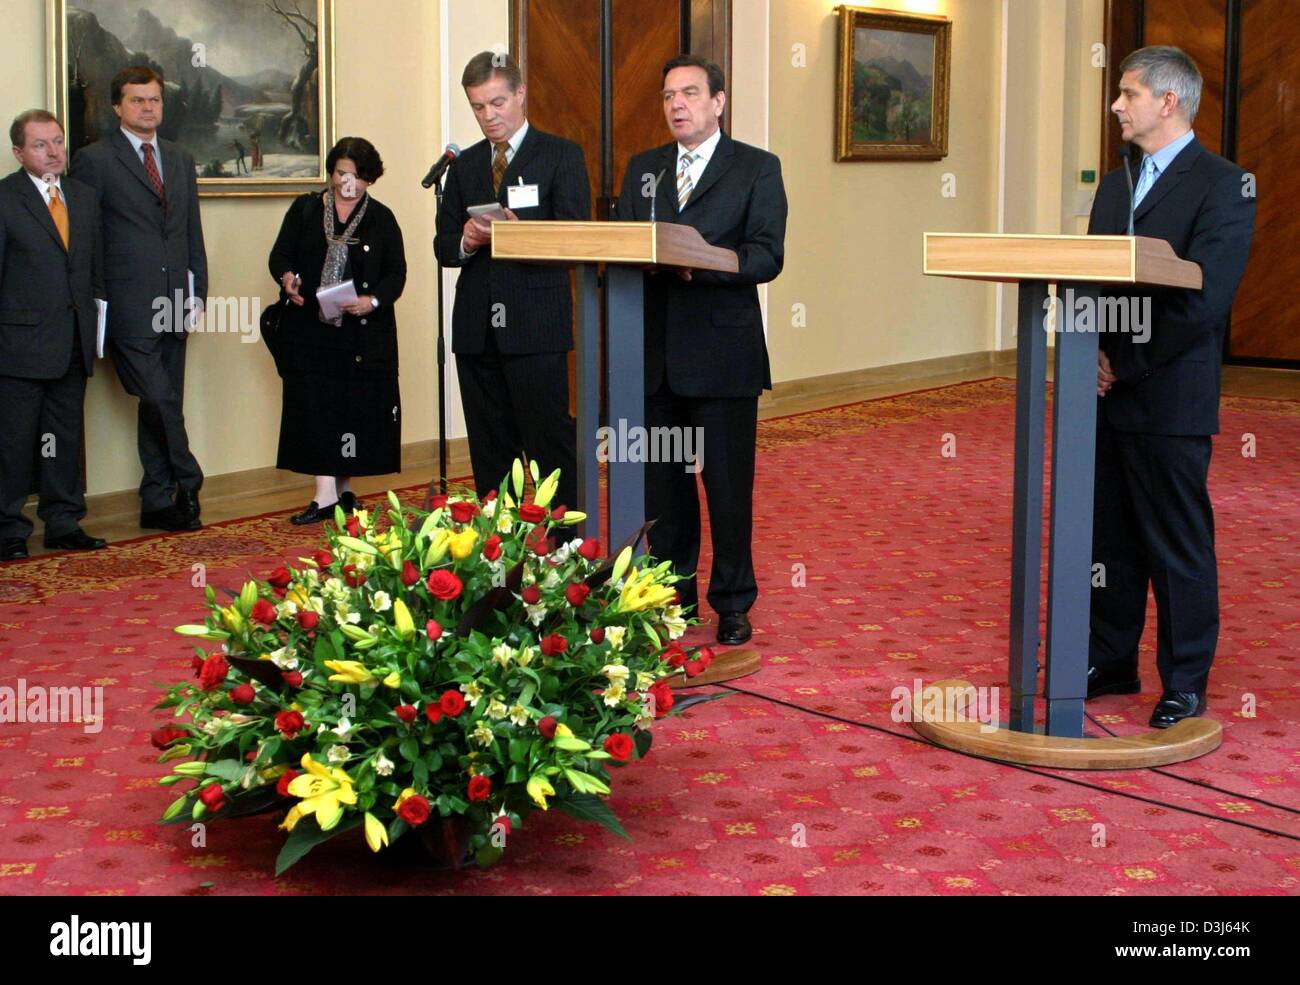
618, 567, 677, 613
219, 605, 244, 633
526, 774, 556, 810
364, 812, 389, 852
448, 528, 479, 560
325, 659, 376, 685
280, 753, 357, 832
424, 529, 452, 566
392, 598, 416, 640
382, 670, 402, 689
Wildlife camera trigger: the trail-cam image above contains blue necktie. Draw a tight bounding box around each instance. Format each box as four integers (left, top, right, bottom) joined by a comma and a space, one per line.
1132, 156, 1158, 208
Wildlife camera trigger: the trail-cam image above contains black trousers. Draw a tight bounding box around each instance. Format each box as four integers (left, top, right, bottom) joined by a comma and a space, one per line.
110, 334, 204, 511
0, 357, 89, 541
645, 383, 759, 616
455, 328, 576, 510
1089, 421, 1218, 694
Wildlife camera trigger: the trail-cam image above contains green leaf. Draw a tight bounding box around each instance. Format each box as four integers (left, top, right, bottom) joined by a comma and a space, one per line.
399, 737, 419, 762
508, 738, 531, 764
412, 760, 428, 788
423, 750, 443, 773
556, 793, 630, 840
554, 736, 591, 752
634, 730, 653, 759
476, 843, 504, 867
563, 768, 610, 796
274, 815, 362, 876
505, 764, 528, 784
203, 759, 245, 782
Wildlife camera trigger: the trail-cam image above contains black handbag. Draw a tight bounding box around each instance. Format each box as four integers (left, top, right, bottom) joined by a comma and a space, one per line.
260, 297, 290, 377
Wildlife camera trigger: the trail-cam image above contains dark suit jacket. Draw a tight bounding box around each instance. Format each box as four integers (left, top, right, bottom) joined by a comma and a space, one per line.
267, 190, 407, 376
0, 170, 102, 378
434, 126, 590, 355
68, 129, 208, 339
1088, 135, 1255, 436
613, 131, 787, 399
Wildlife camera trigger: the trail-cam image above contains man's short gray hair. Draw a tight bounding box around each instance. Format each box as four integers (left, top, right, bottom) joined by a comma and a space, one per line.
1119, 45, 1203, 124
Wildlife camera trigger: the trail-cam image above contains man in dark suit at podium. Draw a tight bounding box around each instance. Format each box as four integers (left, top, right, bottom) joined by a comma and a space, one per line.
436, 51, 591, 513
1086, 46, 1255, 728
614, 55, 787, 645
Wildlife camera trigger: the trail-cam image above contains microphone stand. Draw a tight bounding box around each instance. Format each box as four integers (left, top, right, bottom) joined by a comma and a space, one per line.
423, 172, 449, 508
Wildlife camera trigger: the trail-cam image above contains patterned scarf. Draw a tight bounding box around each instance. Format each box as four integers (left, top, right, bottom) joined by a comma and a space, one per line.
319, 189, 369, 326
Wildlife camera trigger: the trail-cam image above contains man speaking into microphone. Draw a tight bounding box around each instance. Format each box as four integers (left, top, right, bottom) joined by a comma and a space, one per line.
435, 51, 590, 512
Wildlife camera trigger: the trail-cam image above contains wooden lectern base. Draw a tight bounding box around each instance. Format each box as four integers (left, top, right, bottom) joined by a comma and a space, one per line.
909, 679, 1221, 770
669, 648, 761, 689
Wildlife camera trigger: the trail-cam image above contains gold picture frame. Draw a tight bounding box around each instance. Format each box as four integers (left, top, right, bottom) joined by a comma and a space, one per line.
48, 0, 336, 197
835, 5, 951, 162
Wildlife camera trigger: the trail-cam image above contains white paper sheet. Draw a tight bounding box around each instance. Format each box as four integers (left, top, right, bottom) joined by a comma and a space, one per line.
95, 299, 108, 358
316, 278, 358, 320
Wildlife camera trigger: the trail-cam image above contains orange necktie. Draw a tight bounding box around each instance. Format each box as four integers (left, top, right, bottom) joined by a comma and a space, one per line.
492, 142, 509, 195
48, 185, 70, 250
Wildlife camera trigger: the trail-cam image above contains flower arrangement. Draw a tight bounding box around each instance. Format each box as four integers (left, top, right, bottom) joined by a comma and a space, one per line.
153, 461, 718, 872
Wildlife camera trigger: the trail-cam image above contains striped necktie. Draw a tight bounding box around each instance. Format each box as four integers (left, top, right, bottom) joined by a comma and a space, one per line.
142, 142, 165, 203
492, 142, 509, 195
677, 151, 696, 208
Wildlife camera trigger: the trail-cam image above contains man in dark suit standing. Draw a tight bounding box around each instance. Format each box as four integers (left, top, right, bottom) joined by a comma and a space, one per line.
0, 111, 107, 561
435, 51, 590, 512
1086, 46, 1255, 727
614, 55, 787, 645
70, 66, 208, 532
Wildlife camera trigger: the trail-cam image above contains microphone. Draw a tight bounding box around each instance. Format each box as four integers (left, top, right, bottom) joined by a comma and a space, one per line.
421, 144, 460, 189
649, 168, 666, 222
1120, 144, 1136, 236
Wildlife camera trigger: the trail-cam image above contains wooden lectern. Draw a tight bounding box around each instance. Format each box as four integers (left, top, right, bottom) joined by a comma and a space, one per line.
490, 220, 758, 689
918, 233, 1221, 769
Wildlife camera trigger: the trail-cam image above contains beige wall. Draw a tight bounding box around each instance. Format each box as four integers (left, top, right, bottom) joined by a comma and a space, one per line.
3, 0, 1105, 498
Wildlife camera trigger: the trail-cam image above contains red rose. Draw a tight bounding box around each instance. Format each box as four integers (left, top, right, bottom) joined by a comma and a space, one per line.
345, 515, 361, 537
590, 627, 606, 644
482, 535, 502, 562
521, 585, 541, 605
425, 704, 444, 725
275, 710, 305, 738
491, 815, 512, 836
526, 526, 552, 557
551, 505, 567, 520
540, 633, 567, 656
150, 727, 188, 749
648, 680, 674, 718
696, 645, 715, 668
565, 583, 590, 607
577, 539, 601, 561
401, 560, 420, 586
430, 494, 448, 509
276, 769, 300, 797
251, 598, 277, 627
395, 704, 417, 724
191, 655, 205, 675
484, 490, 497, 502
281, 670, 303, 688
230, 683, 256, 705
450, 501, 479, 524
296, 609, 320, 631
439, 691, 466, 717
426, 570, 463, 601
684, 657, 707, 679
663, 644, 687, 669
426, 619, 443, 641
343, 564, 366, 587
603, 733, 634, 762
467, 775, 492, 803
313, 549, 334, 568
397, 793, 431, 827
538, 716, 558, 739
198, 783, 225, 812
267, 566, 292, 589
197, 654, 229, 692
519, 503, 547, 524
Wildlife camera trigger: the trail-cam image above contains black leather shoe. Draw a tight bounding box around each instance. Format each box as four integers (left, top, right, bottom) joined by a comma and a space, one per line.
44, 528, 107, 551
1, 537, 28, 561
1086, 664, 1141, 699
339, 491, 359, 514
1149, 691, 1206, 729
291, 501, 337, 525
176, 488, 201, 524
141, 505, 201, 532
716, 611, 752, 646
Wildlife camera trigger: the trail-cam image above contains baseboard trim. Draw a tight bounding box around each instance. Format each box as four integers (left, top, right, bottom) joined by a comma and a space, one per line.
762, 348, 1016, 409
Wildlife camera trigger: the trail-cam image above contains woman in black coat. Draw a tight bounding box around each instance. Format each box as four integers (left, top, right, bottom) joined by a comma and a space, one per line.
268, 137, 407, 523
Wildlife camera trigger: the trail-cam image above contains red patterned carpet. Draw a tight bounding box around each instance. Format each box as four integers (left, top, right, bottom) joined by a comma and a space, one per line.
2, 378, 1299, 896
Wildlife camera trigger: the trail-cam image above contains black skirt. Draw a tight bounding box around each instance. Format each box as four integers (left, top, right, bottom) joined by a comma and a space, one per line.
276, 363, 402, 477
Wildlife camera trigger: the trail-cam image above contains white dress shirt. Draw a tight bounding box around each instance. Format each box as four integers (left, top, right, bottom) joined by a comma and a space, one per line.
121, 127, 163, 182
27, 171, 64, 206
675, 127, 722, 204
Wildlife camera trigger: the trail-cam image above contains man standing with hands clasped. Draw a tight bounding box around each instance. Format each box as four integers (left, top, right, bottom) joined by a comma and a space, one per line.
1087, 46, 1255, 728
435, 51, 591, 516
614, 55, 787, 646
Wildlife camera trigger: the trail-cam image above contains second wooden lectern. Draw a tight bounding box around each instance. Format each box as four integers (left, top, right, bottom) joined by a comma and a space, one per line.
919, 233, 1221, 769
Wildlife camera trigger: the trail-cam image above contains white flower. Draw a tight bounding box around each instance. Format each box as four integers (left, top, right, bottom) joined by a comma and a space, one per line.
202, 718, 225, 736
605, 626, 627, 651
482, 498, 498, 518
550, 539, 576, 564
276, 599, 299, 619
602, 663, 630, 686
328, 744, 350, 764
497, 513, 513, 533
542, 569, 561, 589
662, 605, 687, 640
473, 722, 495, 747
517, 645, 535, 668
461, 680, 484, 708
485, 697, 509, 721
601, 683, 626, 707
322, 577, 346, 599
371, 591, 392, 613
636, 671, 655, 691
268, 647, 299, 671
509, 703, 529, 727
525, 603, 548, 627
491, 643, 514, 669
331, 717, 354, 740
374, 752, 395, 777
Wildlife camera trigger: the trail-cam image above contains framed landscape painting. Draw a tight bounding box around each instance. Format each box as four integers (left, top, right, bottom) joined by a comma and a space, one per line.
49, 0, 335, 196
835, 5, 951, 162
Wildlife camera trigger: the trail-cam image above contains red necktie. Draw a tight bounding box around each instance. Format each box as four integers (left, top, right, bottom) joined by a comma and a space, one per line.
142, 142, 165, 204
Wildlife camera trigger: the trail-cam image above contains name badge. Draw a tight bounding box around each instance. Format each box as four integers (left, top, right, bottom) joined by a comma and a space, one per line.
507, 182, 539, 210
